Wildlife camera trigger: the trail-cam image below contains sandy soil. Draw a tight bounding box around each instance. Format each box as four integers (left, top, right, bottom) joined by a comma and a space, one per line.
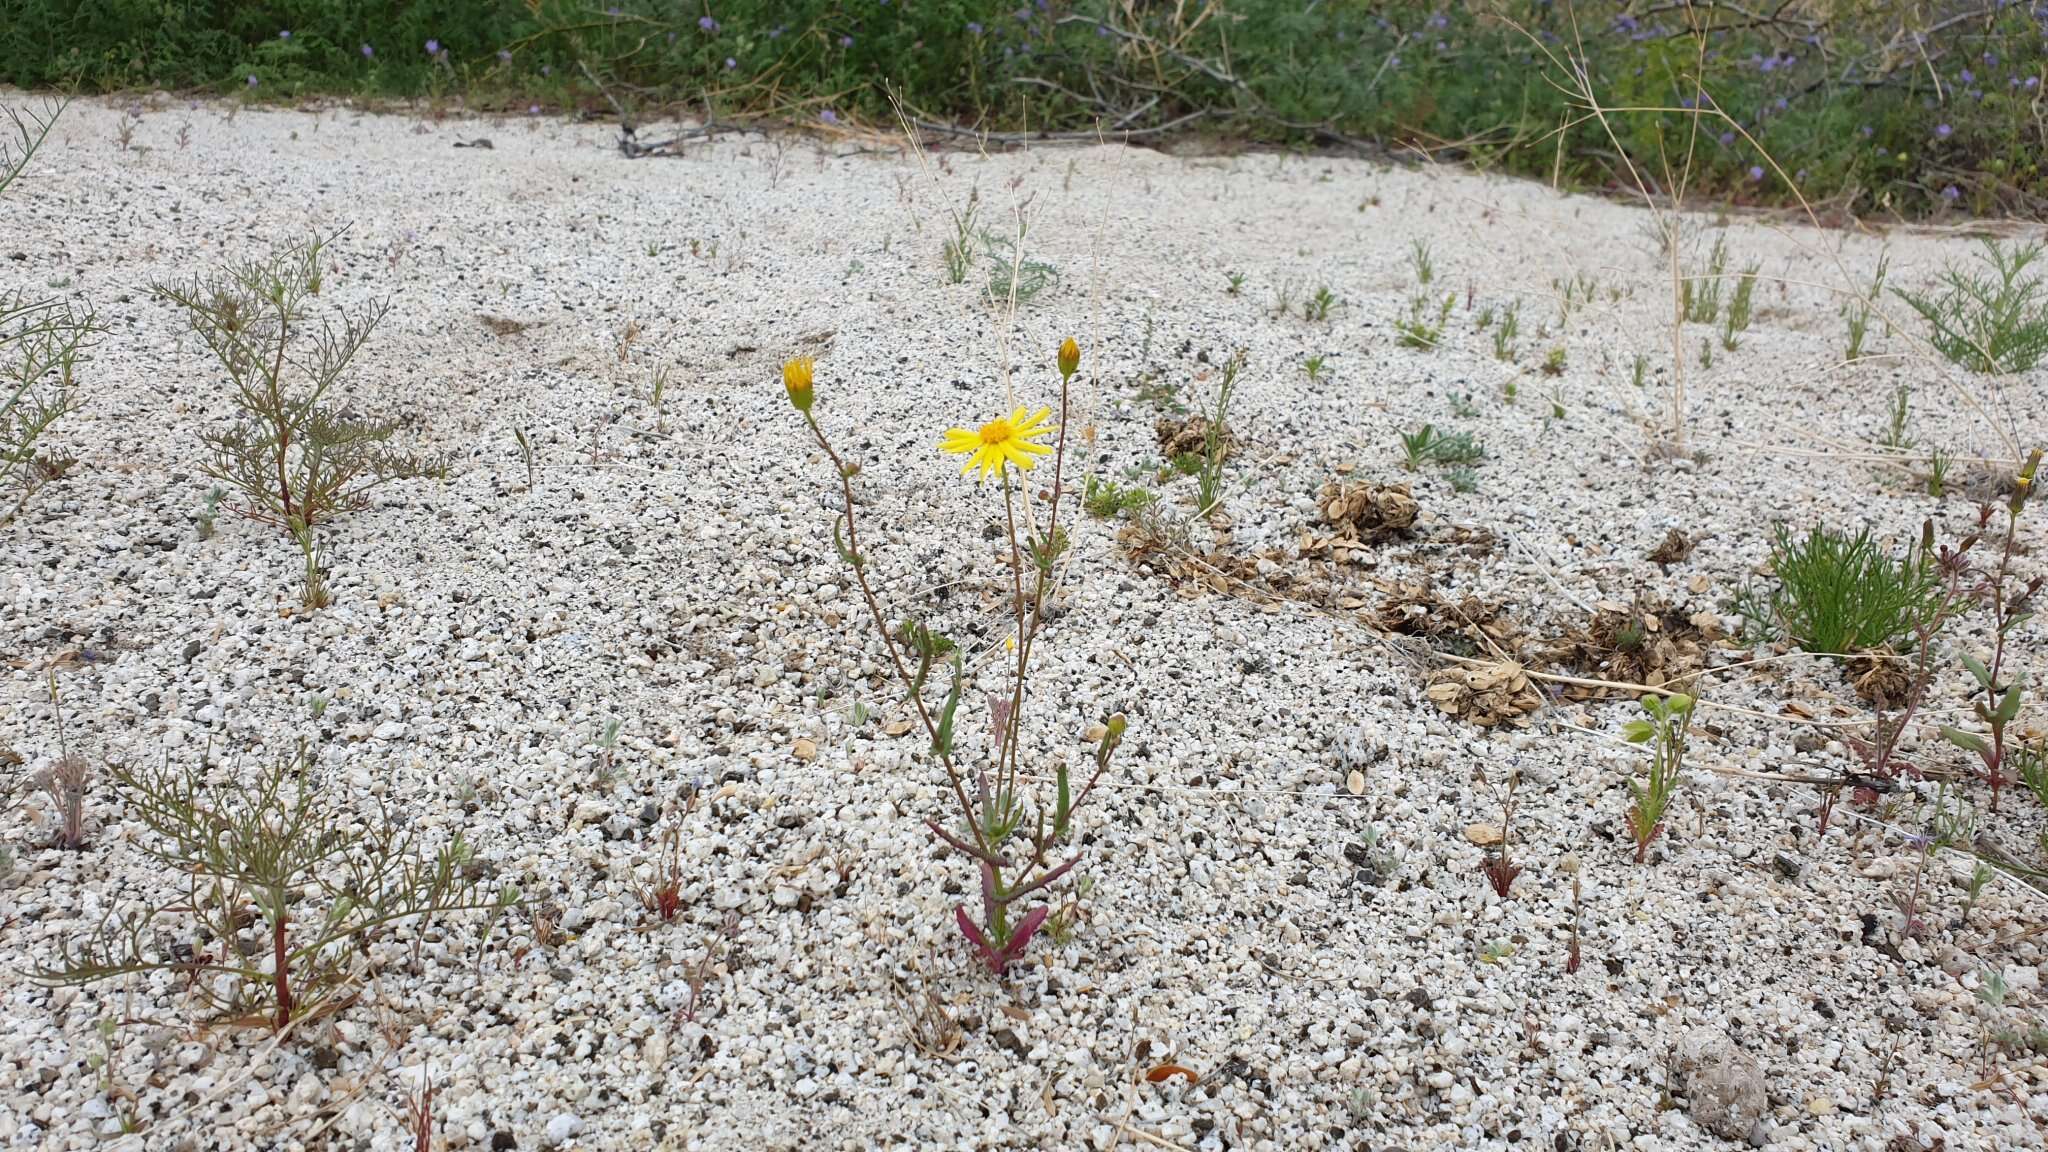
2, 94, 2046, 1151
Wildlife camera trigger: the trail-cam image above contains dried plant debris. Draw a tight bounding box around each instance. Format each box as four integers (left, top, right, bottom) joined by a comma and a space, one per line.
1647, 527, 1696, 566
1376, 582, 1519, 655
1315, 480, 1418, 546
1425, 661, 1543, 728
1156, 412, 1231, 460
1849, 647, 1915, 705
479, 314, 533, 337
1552, 599, 1716, 692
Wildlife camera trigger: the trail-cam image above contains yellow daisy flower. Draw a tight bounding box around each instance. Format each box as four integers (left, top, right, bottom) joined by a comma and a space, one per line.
940, 406, 1056, 481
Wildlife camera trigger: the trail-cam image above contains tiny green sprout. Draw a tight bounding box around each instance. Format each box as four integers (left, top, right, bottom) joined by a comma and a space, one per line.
1979, 966, 2009, 1011
1476, 304, 1496, 330
196, 484, 224, 541
1226, 271, 1245, 295
851, 700, 871, 727
1621, 691, 1694, 863
1631, 353, 1647, 389
1698, 338, 1714, 369
1964, 860, 1995, 922
1541, 347, 1566, 376
514, 425, 536, 490
1493, 302, 1520, 361
1446, 467, 1477, 493
308, 693, 328, 719
1502, 380, 1518, 404
650, 363, 673, 432
1925, 447, 1951, 497
1305, 285, 1338, 322
1478, 939, 1516, 964
1399, 424, 1438, 471
1304, 354, 1327, 383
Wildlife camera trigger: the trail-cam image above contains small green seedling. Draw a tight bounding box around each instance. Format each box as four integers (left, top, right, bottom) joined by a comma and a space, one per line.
1622, 692, 1694, 863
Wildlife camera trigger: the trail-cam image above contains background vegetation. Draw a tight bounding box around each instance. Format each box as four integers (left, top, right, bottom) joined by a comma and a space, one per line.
1, 2, 2045, 216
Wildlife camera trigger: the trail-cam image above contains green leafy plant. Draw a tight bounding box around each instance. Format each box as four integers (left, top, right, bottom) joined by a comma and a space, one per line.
1941, 451, 2044, 810
1880, 383, 1913, 452
1082, 474, 1154, 519
1897, 240, 2048, 373
155, 234, 443, 534
1844, 255, 1889, 362
1541, 346, 1567, 376
1446, 467, 1477, 493
1399, 424, 1484, 470
1225, 271, 1245, 295
1303, 354, 1326, 383
1766, 523, 1941, 657
1682, 236, 1728, 324
1304, 284, 1338, 322
1925, 448, 1952, 497
1492, 301, 1520, 361
982, 228, 1058, 305
2, 101, 97, 523
1409, 239, 1434, 286
1721, 263, 1758, 350
1631, 353, 1647, 389
1622, 691, 1694, 862
941, 189, 979, 285
649, 361, 673, 432
35, 748, 515, 1032
1193, 350, 1244, 516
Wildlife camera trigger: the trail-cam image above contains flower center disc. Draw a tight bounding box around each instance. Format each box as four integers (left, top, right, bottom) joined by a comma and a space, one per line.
977, 419, 1014, 446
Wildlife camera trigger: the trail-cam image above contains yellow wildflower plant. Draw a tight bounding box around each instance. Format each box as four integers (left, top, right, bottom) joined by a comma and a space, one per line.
786, 338, 1121, 976
939, 406, 1056, 481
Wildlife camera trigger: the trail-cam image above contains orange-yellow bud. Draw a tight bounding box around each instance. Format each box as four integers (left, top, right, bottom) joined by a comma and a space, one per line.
782, 357, 815, 412
1058, 337, 1080, 380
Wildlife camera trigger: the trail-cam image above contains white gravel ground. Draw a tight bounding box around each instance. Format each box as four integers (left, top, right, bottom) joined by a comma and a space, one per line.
3, 94, 2046, 1151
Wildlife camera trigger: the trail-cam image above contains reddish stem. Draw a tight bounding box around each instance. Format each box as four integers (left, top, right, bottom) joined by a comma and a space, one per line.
272, 912, 293, 1031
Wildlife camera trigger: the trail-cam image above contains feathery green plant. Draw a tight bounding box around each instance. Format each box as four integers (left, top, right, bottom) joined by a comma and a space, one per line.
35, 749, 516, 1032
1897, 239, 2048, 373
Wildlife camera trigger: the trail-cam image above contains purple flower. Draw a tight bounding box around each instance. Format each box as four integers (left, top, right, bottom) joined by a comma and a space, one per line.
425, 39, 440, 55
1936, 123, 1952, 138
1943, 185, 1961, 201
725, 57, 736, 70
361, 43, 375, 59
1747, 165, 1764, 181
247, 75, 259, 87
699, 15, 718, 31
528, 104, 541, 115
1717, 131, 1734, 146
278, 30, 291, 39
1860, 124, 1872, 137
497, 48, 513, 63
839, 35, 853, 47
967, 21, 983, 34
820, 109, 839, 125
1961, 68, 1975, 84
